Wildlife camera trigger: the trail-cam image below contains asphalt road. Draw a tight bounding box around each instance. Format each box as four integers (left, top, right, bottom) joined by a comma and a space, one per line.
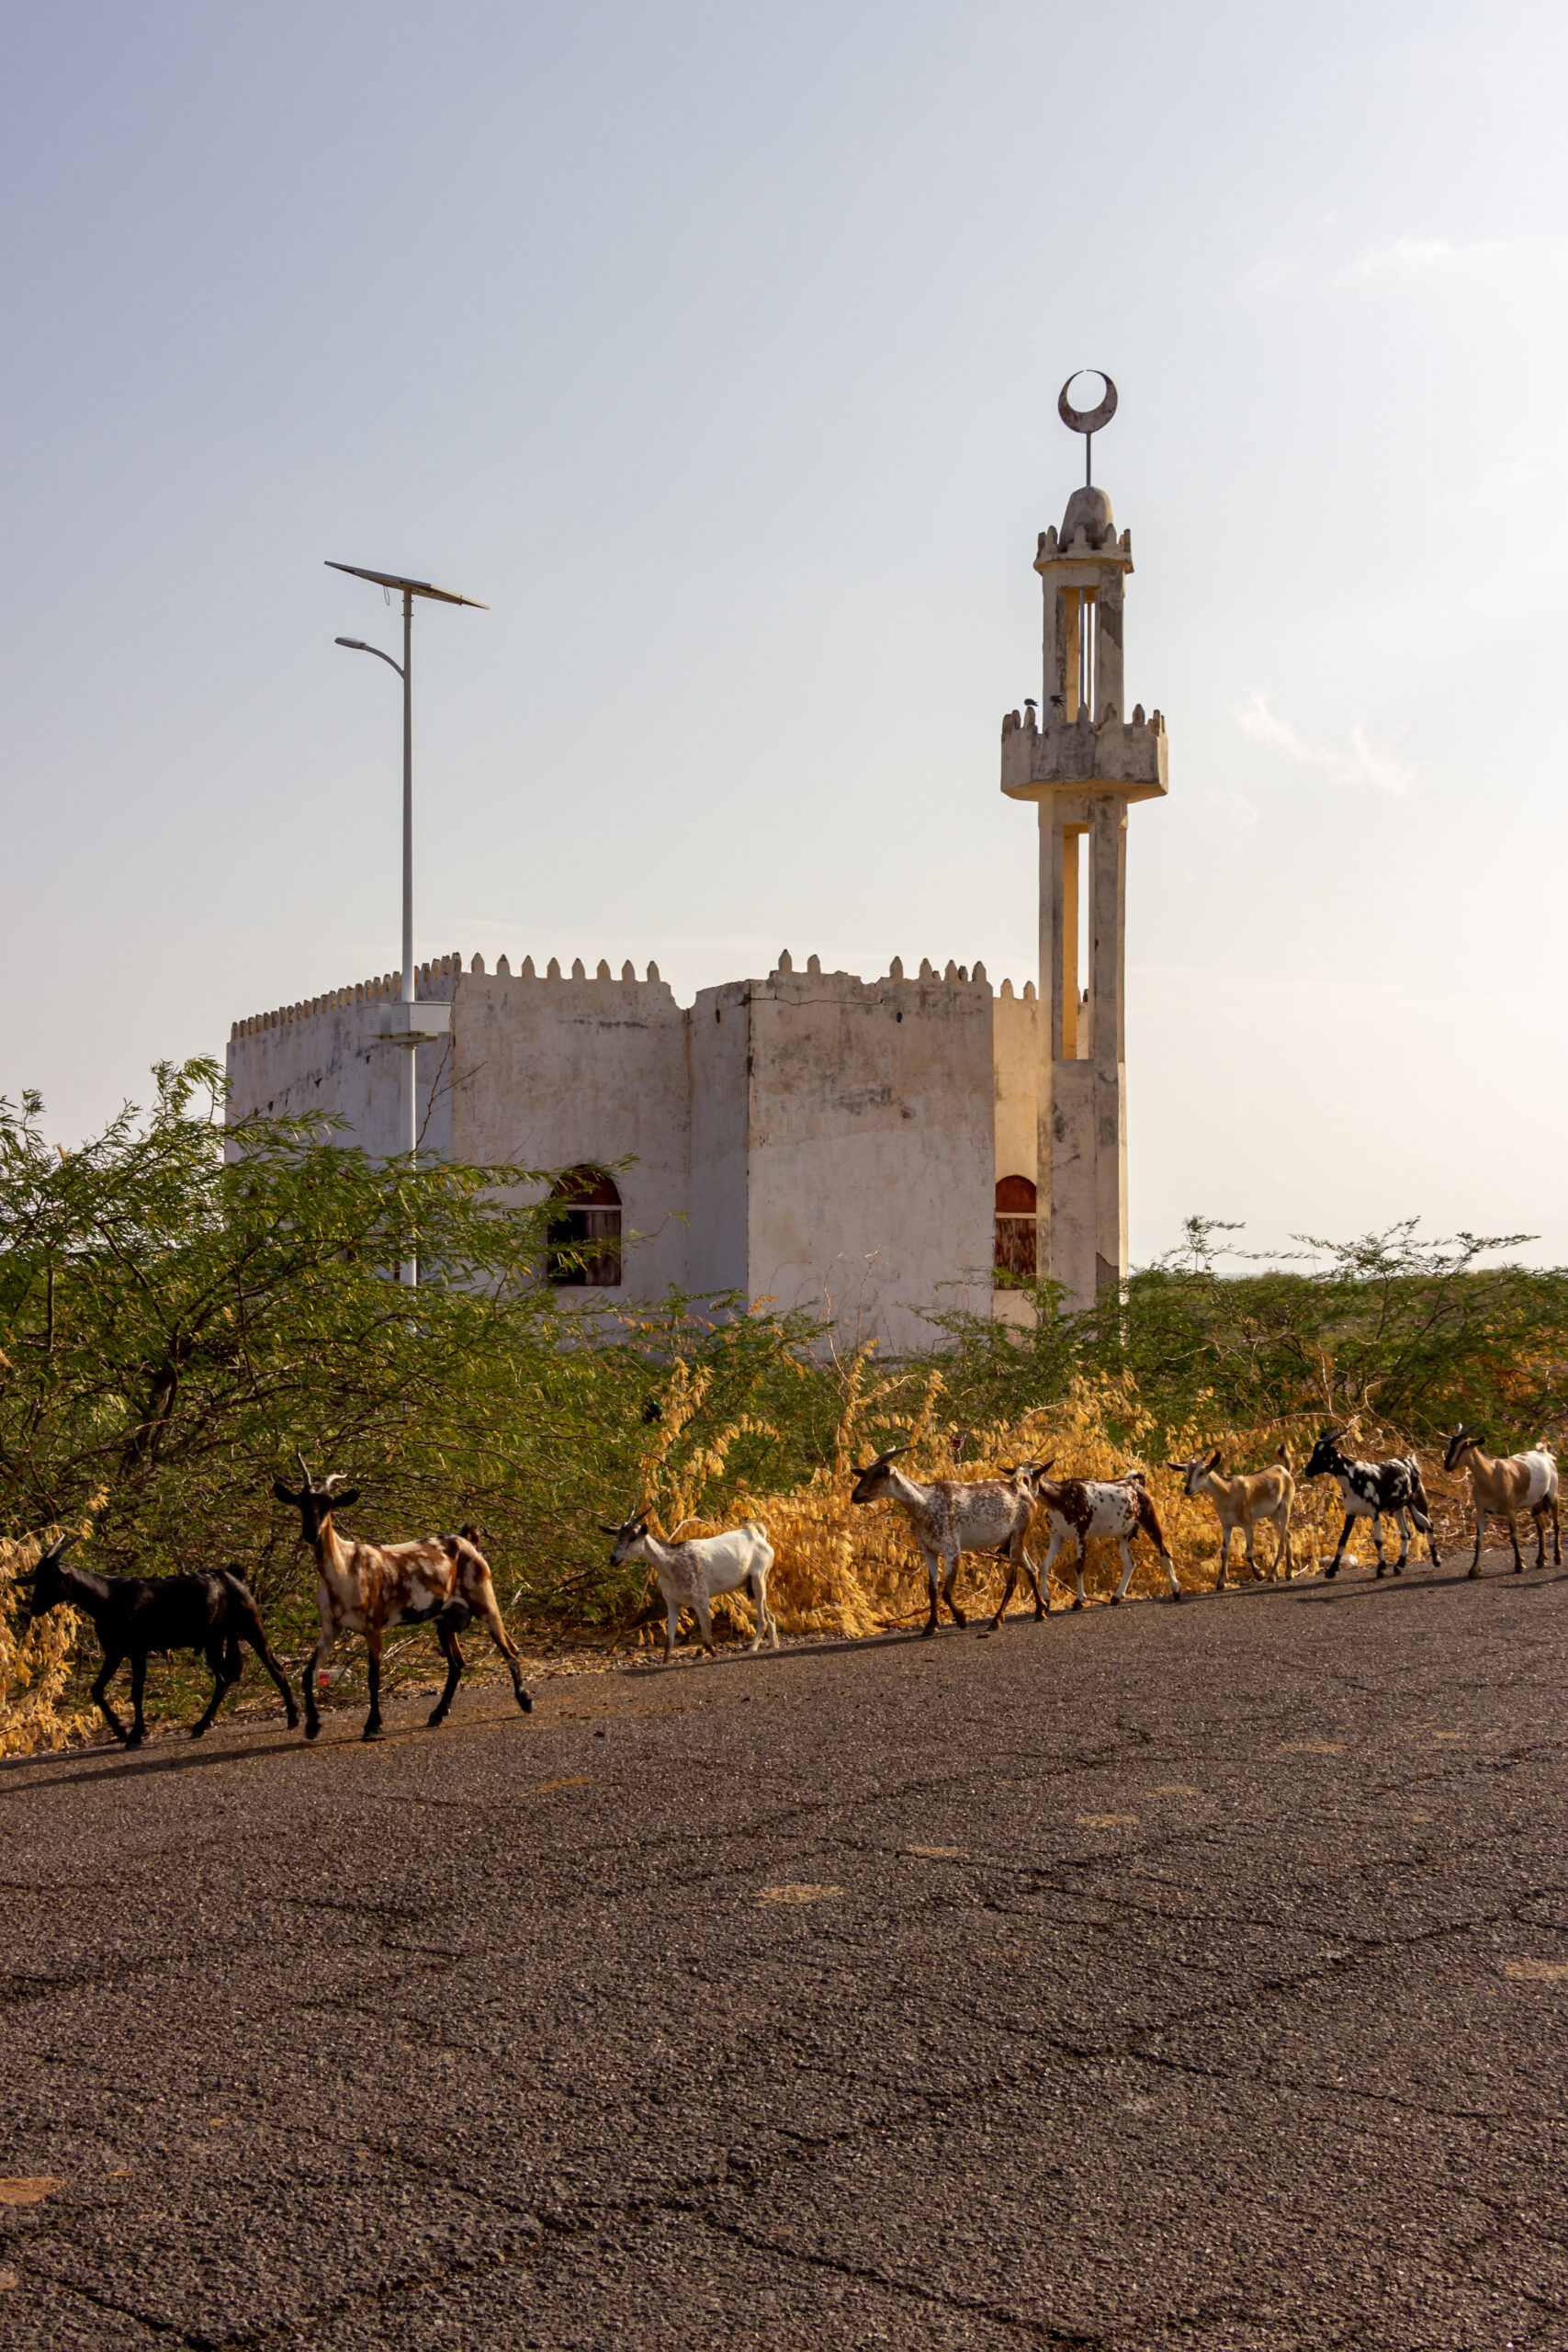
4, 1545, 1568, 2351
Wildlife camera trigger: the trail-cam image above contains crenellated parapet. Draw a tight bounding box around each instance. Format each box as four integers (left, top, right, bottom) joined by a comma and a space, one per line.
999, 700, 1168, 803
231, 949, 681, 1039
764, 950, 991, 990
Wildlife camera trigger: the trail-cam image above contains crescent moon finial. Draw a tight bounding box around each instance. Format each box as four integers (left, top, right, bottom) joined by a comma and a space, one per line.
1057, 370, 1118, 436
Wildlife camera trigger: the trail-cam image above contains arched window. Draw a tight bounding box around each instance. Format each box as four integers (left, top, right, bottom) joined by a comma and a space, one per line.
994, 1174, 1036, 1283
547, 1167, 622, 1288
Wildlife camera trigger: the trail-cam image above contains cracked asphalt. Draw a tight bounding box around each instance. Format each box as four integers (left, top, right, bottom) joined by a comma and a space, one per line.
3, 1545, 1568, 2350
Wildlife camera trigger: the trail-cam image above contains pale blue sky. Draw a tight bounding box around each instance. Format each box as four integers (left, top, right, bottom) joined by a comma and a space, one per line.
4, 2, 1565, 1263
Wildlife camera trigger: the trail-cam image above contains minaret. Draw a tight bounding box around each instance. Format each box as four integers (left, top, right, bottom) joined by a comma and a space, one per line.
1000, 374, 1168, 1312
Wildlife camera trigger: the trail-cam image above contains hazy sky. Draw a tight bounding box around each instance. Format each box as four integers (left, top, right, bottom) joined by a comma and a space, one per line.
5, 1, 1565, 1266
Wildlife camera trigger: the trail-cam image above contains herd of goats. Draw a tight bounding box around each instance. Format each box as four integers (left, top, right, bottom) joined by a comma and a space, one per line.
10, 1425, 1562, 1752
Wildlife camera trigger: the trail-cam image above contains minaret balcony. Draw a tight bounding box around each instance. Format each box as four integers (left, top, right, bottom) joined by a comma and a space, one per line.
999, 703, 1168, 804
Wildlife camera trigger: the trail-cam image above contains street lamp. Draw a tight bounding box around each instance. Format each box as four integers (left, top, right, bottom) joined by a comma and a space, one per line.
328, 561, 488, 1283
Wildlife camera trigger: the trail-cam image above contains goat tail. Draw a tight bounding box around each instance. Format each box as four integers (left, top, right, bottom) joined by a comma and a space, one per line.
1407, 1462, 1435, 1534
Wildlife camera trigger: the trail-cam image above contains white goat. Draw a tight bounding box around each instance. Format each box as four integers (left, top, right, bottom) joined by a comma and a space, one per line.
605, 1512, 778, 1659
1168, 1449, 1295, 1589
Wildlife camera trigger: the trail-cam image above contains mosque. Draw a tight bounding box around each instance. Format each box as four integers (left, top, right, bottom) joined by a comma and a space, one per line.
227, 386, 1168, 1351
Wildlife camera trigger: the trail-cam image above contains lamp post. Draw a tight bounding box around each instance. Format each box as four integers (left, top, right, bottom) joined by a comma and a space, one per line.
328, 561, 487, 1283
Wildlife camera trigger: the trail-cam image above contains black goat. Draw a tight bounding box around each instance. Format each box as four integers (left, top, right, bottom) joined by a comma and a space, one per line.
17, 1536, 299, 1747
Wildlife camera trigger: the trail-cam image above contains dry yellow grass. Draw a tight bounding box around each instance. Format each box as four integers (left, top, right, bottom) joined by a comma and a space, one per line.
0, 1361, 1463, 1748
0, 1527, 96, 1758
632, 1360, 1446, 1639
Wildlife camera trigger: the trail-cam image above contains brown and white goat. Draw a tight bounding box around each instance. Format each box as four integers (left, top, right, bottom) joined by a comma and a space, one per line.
1023, 1463, 1181, 1607
1442, 1427, 1561, 1576
1168, 1449, 1295, 1589
273, 1454, 532, 1740
849, 1447, 1044, 1634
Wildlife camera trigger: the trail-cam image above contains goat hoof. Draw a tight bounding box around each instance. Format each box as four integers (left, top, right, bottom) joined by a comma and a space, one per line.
362, 1725, 385, 1743
1109, 1593, 1122, 1607
1467, 1566, 1481, 1579
304, 1718, 321, 1739
125, 1732, 144, 1750
426, 1709, 448, 1728
516, 1688, 534, 1713
1072, 1599, 1084, 1611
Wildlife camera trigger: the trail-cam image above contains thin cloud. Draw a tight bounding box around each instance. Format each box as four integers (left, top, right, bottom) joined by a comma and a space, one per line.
1236, 692, 1414, 796
1338, 234, 1517, 284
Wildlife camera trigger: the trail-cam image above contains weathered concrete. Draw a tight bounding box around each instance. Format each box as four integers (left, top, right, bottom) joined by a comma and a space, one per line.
227, 956, 998, 1353
4, 1547, 1567, 2349
1000, 482, 1169, 1313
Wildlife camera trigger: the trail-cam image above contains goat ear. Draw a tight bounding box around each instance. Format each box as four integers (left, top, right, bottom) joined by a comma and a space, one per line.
330, 1488, 359, 1512
1207, 1449, 1224, 1471
272, 1481, 299, 1506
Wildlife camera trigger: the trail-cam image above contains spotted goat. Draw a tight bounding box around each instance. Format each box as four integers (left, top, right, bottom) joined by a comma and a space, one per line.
1442, 1427, 1560, 1576
849, 1447, 1045, 1633
273, 1454, 532, 1740
1302, 1430, 1438, 1577
1021, 1463, 1181, 1608
1168, 1449, 1295, 1589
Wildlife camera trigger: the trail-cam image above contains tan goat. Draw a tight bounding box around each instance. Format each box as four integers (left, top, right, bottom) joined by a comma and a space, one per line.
1168, 1449, 1294, 1589
1442, 1427, 1561, 1576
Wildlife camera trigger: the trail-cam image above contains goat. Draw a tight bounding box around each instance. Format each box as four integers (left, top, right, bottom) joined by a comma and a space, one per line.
1023, 1462, 1181, 1607
849, 1447, 1044, 1634
1302, 1430, 1438, 1577
273, 1454, 532, 1741
604, 1514, 777, 1660
16, 1535, 299, 1747
1442, 1427, 1561, 1576
1168, 1449, 1295, 1589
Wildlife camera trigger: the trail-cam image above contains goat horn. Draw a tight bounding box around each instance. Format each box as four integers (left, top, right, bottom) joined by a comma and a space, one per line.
876, 1443, 912, 1464
296, 1447, 312, 1487
323, 1472, 349, 1491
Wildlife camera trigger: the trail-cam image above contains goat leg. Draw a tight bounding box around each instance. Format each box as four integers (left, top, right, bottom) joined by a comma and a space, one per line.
1325, 1514, 1356, 1579
363, 1625, 385, 1739
245, 1626, 300, 1729
1506, 1511, 1524, 1573
942, 1554, 967, 1628
990, 1544, 1021, 1631
92, 1649, 130, 1745
469, 1582, 532, 1713
920, 1550, 941, 1635
1020, 1544, 1047, 1620
1536, 1506, 1549, 1570
429, 1603, 469, 1726
301, 1626, 333, 1737
127, 1651, 149, 1748
191, 1637, 230, 1738
1469, 1507, 1484, 1577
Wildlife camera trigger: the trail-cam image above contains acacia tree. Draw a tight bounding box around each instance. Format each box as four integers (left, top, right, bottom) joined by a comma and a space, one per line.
0, 1061, 589, 1584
